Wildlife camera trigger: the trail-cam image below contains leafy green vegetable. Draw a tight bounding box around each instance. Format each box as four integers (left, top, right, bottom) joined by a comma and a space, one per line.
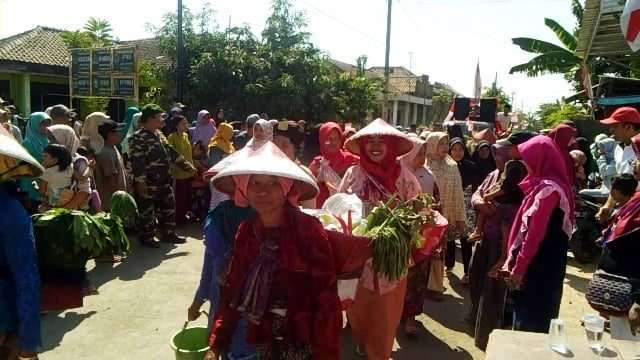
364, 194, 436, 281
110, 191, 138, 227
33, 208, 131, 269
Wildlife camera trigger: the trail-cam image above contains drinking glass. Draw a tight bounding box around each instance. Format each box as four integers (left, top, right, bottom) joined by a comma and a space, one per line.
583, 314, 605, 353
549, 319, 569, 354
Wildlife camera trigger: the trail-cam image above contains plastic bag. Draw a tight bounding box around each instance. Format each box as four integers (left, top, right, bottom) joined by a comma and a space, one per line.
317, 158, 343, 195
322, 193, 363, 226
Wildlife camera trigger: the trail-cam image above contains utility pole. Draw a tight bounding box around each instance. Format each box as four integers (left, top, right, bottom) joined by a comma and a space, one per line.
176, 0, 184, 102
383, 0, 392, 121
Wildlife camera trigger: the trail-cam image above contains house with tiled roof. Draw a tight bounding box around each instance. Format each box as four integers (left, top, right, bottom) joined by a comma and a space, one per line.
331, 59, 432, 126
0, 26, 170, 119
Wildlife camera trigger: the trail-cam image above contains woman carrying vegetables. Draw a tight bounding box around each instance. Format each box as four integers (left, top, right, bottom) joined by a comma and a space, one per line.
424, 132, 466, 300
338, 118, 419, 360
205, 142, 341, 360
0, 126, 43, 360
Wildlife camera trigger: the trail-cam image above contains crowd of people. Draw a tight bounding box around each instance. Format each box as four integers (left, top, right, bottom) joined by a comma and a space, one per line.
1, 96, 640, 359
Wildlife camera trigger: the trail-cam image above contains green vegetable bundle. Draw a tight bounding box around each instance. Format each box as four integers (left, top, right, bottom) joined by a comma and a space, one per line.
363, 194, 436, 281
33, 208, 131, 266
110, 191, 138, 228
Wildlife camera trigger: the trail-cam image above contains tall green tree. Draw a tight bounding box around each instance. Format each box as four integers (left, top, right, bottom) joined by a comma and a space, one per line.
536, 101, 587, 128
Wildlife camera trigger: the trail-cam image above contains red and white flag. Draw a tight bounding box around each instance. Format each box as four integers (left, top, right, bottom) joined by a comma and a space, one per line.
621, 0, 640, 52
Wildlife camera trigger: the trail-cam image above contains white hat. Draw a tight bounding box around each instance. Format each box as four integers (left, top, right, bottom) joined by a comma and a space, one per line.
0, 126, 44, 179
212, 142, 319, 201
344, 118, 414, 156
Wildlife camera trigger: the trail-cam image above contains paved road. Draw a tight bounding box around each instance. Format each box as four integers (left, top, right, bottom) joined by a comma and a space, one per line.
39, 223, 596, 359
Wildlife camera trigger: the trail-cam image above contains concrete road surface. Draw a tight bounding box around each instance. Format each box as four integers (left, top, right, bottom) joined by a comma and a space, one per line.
39, 224, 597, 359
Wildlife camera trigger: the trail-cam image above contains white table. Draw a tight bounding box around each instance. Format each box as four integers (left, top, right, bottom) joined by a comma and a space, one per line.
486, 329, 639, 359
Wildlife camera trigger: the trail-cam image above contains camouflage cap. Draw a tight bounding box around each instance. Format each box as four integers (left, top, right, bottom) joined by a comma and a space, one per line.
141, 104, 165, 122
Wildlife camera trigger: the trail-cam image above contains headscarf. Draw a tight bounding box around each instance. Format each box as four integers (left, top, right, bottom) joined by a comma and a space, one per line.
209, 122, 235, 154
548, 124, 577, 186
122, 112, 141, 156
49, 125, 80, 155
591, 134, 609, 160
576, 137, 595, 175
358, 135, 401, 193
312, 122, 359, 174
425, 132, 457, 166
22, 112, 51, 163
503, 136, 575, 272
122, 106, 140, 137
449, 137, 478, 189
400, 135, 426, 169
190, 110, 217, 145
472, 140, 497, 180
598, 137, 617, 164
81, 112, 111, 153
603, 192, 640, 244
246, 119, 273, 150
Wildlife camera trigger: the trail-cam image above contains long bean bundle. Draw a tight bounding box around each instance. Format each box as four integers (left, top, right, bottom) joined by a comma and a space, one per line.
364, 194, 436, 281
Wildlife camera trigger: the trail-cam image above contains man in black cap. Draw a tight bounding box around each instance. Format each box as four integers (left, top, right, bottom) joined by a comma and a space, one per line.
49, 104, 74, 126
129, 104, 196, 247
495, 131, 536, 160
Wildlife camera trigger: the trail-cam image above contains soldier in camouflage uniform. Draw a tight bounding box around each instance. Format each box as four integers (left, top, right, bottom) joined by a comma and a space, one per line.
129, 104, 196, 247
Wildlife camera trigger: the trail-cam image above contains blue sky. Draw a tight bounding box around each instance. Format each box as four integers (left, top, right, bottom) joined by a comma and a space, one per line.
0, 0, 579, 113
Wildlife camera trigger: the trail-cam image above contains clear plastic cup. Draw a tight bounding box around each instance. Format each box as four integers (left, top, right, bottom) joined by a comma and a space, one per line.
549, 319, 569, 354
583, 314, 605, 353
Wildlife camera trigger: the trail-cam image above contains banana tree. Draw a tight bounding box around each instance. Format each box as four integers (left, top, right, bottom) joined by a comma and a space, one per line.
509, 18, 583, 77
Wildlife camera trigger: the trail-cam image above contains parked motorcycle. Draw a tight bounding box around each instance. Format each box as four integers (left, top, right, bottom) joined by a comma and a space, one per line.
570, 192, 605, 264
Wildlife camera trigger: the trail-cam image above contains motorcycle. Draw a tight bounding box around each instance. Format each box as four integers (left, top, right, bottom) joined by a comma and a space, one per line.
570, 192, 605, 264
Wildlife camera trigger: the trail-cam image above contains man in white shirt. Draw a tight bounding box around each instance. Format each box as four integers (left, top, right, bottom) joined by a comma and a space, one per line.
596, 107, 640, 221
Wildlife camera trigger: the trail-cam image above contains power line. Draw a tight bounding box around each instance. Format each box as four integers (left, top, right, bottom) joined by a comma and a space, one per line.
297, 0, 386, 48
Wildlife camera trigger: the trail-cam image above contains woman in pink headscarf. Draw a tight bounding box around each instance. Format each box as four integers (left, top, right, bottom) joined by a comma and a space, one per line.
501, 135, 575, 333
309, 122, 359, 208
548, 124, 578, 188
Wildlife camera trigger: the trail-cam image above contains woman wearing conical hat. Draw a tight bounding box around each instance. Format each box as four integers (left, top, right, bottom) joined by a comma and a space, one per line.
0, 126, 43, 359
338, 118, 420, 360
205, 142, 341, 360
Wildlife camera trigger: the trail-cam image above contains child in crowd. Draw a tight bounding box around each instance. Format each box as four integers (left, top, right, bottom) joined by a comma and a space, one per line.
570, 150, 587, 190
610, 174, 638, 207
94, 120, 126, 211
190, 141, 210, 221
40, 143, 74, 207
77, 146, 102, 213
468, 160, 528, 242
167, 115, 196, 224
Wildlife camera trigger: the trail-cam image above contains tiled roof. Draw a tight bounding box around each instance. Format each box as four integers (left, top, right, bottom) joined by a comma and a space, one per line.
365, 67, 419, 95
0, 26, 69, 67
0, 27, 172, 70
329, 58, 358, 74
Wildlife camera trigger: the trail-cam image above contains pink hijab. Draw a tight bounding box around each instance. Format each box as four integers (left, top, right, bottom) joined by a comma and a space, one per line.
504, 136, 575, 269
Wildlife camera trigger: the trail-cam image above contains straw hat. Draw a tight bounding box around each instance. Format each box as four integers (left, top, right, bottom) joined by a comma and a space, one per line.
0, 126, 44, 179
212, 142, 319, 201
344, 118, 414, 156
203, 146, 251, 179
